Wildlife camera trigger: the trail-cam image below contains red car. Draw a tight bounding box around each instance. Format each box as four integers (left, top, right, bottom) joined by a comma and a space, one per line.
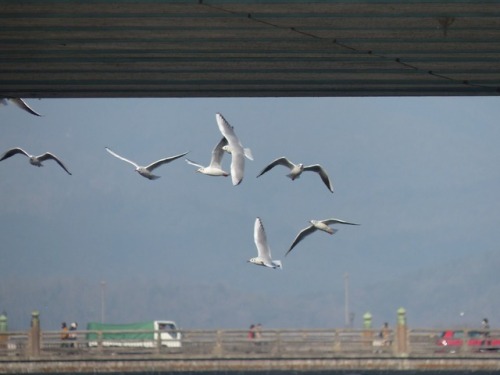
436, 330, 500, 352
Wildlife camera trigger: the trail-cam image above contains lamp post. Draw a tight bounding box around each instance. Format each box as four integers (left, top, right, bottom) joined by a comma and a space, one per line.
100, 281, 106, 323
344, 273, 350, 327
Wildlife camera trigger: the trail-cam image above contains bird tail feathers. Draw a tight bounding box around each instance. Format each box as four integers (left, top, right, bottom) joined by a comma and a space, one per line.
244, 148, 254, 161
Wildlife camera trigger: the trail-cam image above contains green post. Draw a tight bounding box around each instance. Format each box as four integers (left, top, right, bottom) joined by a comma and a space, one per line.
29, 310, 40, 357
0, 312, 7, 349
0, 312, 7, 332
363, 312, 372, 329
397, 307, 406, 326
396, 307, 408, 355
363, 312, 373, 346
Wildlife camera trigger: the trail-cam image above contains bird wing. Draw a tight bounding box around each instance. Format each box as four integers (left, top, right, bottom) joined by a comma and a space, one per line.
185, 158, 204, 169
0, 147, 31, 161
145, 151, 189, 171
303, 164, 334, 193
209, 137, 227, 168
286, 225, 316, 256
256, 157, 295, 177
11, 98, 42, 116
230, 151, 245, 186
254, 217, 273, 263
105, 147, 140, 168
37, 153, 72, 175
322, 218, 360, 226
215, 113, 247, 185
215, 113, 241, 146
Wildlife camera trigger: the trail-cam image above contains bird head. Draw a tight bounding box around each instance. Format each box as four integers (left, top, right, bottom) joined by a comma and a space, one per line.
247, 257, 262, 265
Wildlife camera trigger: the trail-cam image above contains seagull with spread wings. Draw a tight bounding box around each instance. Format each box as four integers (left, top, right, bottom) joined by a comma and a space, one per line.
248, 217, 283, 270
105, 147, 188, 180
286, 218, 359, 256
0, 147, 71, 175
257, 157, 334, 193
215, 113, 251, 186
1, 98, 42, 116
185, 137, 229, 177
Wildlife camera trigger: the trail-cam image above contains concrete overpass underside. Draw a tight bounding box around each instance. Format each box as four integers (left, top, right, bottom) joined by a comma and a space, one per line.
2, 0, 500, 98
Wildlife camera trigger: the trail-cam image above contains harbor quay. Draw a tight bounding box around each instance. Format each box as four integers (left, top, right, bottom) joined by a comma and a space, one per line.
1, 310, 500, 373
2, 356, 500, 373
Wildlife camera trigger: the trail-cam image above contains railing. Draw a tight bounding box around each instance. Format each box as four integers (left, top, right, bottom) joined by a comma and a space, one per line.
1, 328, 500, 359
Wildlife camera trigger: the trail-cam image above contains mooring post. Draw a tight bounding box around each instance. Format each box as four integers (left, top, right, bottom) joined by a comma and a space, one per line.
29, 310, 40, 357
212, 330, 223, 356
0, 312, 7, 350
396, 307, 408, 355
363, 312, 373, 346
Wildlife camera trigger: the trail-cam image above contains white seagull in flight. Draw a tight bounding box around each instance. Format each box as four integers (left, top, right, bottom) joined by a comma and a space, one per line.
257, 157, 334, 193
0, 147, 71, 175
185, 137, 229, 177
215, 113, 251, 186
286, 218, 359, 256
1, 98, 42, 116
248, 217, 283, 270
105, 147, 188, 180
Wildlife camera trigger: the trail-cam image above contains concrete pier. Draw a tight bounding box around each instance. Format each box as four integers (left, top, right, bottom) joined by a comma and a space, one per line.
2, 355, 500, 373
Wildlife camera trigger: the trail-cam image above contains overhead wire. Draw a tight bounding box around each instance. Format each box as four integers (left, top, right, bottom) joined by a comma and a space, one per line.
200, 1, 500, 94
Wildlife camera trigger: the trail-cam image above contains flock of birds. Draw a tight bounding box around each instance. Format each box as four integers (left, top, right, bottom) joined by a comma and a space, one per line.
1, 98, 359, 270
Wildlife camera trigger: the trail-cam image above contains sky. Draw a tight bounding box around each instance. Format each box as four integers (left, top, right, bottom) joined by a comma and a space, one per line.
1, 96, 500, 331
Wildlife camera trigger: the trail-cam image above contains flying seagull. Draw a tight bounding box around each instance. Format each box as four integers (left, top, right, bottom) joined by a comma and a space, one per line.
248, 217, 283, 270
257, 157, 334, 193
286, 218, 359, 256
1, 98, 42, 116
0, 147, 71, 175
105, 147, 188, 180
215, 113, 251, 186
185, 137, 229, 177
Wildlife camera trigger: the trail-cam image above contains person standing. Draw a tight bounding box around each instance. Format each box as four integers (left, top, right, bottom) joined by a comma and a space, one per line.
69, 322, 78, 348
482, 318, 490, 338
380, 322, 391, 346
255, 323, 262, 340
60, 322, 69, 347
247, 324, 256, 340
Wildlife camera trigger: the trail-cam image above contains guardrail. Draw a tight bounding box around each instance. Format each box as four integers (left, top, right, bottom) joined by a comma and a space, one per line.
1, 328, 500, 358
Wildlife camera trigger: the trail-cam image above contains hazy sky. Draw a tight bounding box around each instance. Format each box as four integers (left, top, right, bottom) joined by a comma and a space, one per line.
1, 96, 500, 329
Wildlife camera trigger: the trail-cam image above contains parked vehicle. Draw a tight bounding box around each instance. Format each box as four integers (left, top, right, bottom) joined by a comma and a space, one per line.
436, 330, 500, 352
86, 320, 181, 348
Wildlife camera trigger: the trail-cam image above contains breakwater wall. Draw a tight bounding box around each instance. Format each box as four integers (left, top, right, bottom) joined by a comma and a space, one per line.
2, 355, 500, 373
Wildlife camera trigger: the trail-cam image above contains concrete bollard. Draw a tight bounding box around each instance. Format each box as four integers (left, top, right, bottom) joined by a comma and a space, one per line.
396, 307, 408, 355
212, 330, 223, 356
363, 312, 373, 346
0, 312, 7, 349
0, 312, 7, 332
29, 311, 40, 357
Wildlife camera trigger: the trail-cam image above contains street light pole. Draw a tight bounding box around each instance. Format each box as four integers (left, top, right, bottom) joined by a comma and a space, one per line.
100, 281, 106, 323
344, 273, 349, 327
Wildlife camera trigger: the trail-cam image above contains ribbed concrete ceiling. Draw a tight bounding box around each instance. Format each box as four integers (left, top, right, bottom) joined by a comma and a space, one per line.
2, 0, 500, 98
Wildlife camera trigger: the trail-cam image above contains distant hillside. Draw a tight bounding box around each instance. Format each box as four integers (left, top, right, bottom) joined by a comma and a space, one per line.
1, 250, 499, 331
